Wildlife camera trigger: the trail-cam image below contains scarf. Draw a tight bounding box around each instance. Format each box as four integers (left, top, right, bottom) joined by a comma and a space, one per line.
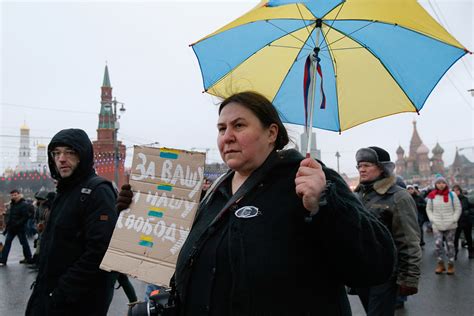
427, 188, 450, 203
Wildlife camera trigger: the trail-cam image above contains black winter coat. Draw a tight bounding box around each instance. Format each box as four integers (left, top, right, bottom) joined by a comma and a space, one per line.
26, 129, 118, 316
457, 194, 473, 226
5, 198, 32, 232
175, 149, 396, 316
412, 193, 428, 223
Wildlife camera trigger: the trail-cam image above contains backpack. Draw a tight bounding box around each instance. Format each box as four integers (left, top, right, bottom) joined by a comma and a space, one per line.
77, 176, 118, 236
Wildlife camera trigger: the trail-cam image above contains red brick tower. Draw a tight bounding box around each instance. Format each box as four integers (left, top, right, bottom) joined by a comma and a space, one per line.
92, 65, 126, 188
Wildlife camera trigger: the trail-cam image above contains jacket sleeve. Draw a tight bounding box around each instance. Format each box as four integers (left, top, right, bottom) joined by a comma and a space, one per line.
426, 197, 433, 222
53, 184, 118, 302
310, 167, 396, 288
392, 191, 422, 288
452, 194, 462, 222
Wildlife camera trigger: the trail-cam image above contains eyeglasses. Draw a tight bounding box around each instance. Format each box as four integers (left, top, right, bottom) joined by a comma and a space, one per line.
50, 149, 77, 159
356, 162, 376, 170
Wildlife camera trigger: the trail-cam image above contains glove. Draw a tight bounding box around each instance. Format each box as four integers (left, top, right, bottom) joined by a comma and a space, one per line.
116, 184, 134, 213
398, 284, 418, 296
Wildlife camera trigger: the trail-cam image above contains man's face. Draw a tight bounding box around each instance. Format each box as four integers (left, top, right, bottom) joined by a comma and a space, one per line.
51, 146, 80, 178
10, 192, 20, 202
202, 179, 211, 191
357, 161, 383, 183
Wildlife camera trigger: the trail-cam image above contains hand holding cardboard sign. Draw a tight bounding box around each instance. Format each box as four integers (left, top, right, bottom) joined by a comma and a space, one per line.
116, 184, 133, 213
295, 158, 326, 215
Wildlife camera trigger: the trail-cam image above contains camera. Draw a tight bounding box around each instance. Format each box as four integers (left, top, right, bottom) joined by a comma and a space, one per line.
128, 288, 177, 316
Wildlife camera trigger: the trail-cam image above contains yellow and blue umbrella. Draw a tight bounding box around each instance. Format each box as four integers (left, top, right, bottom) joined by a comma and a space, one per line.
191, 0, 471, 138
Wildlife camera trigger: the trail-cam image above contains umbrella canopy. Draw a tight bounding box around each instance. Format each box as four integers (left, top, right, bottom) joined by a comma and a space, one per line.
191, 0, 470, 133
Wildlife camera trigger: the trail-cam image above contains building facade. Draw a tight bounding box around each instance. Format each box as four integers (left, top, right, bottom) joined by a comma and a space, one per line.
395, 121, 474, 189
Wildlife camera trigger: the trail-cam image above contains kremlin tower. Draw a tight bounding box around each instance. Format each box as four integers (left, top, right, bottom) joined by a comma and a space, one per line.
92, 65, 126, 187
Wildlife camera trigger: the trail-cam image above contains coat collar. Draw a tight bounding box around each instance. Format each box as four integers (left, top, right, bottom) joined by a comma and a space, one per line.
355, 176, 397, 195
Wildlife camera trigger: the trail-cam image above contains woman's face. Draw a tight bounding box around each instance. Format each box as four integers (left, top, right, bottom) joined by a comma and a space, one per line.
217, 102, 277, 176
435, 181, 447, 191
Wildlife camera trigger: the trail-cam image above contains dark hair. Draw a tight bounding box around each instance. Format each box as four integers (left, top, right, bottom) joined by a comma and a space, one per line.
10, 189, 19, 194
219, 91, 289, 150
452, 184, 462, 192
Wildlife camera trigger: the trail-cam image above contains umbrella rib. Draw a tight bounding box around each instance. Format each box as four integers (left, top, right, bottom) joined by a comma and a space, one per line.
318, 24, 342, 133
266, 20, 314, 51
322, 2, 346, 47
296, 3, 316, 48
269, 44, 312, 51
320, 20, 376, 51
329, 47, 366, 51
203, 22, 318, 92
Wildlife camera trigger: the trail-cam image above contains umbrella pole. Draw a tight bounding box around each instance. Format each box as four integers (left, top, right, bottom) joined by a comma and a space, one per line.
305, 24, 322, 159
306, 65, 317, 158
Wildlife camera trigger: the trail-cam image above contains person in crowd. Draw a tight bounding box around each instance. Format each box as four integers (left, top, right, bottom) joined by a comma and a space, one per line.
452, 184, 473, 259
199, 177, 212, 201
0, 189, 34, 266
118, 91, 396, 315
29, 191, 53, 268
416, 185, 433, 233
426, 175, 461, 275
353, 146, 421, 315
407, 185, 428, 247
25, 198, 37, 239
26, 128, 118, 316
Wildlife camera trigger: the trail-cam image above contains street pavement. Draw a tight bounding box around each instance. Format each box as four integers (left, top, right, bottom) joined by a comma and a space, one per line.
1, 232, 473, 316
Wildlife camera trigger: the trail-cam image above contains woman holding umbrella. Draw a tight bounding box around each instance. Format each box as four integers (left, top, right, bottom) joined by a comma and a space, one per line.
119, 91, 396, 315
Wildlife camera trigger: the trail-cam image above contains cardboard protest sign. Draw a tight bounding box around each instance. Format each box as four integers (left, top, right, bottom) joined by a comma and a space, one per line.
100, 146, 205, 286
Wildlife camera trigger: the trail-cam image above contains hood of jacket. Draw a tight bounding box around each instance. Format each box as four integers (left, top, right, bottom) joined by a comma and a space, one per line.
48, 128, 95, 188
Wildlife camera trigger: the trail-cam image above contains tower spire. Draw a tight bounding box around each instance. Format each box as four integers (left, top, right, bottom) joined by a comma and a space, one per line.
409, 120, 422, 159
99, 64, 114, 128
103, 64, 111, 87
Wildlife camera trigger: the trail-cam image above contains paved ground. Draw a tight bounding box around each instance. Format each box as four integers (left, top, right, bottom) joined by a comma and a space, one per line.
1, 232, 473, 315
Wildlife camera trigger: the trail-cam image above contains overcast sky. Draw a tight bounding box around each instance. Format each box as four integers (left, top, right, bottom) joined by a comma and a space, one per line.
1, 0, 473, 178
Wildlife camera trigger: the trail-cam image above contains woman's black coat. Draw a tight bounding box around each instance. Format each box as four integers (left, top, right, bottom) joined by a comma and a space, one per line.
175, 149, 396, 315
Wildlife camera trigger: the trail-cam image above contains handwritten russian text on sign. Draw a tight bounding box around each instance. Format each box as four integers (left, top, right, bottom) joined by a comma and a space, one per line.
100, 146, 205, 286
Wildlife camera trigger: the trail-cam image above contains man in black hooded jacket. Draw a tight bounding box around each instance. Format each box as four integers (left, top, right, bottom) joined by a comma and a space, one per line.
26, 128, 118, 316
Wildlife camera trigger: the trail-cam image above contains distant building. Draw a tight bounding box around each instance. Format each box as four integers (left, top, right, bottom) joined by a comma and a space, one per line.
449, 148, 474, 188
395, 121, 474, 189
16, 123, 48, 173
92, 65, 127, 188
18, 123, 31, 171
1, 124, 53, 196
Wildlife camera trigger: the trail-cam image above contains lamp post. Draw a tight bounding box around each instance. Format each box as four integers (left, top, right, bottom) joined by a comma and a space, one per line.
105, 98, 126, 186
335, 151, 341, 174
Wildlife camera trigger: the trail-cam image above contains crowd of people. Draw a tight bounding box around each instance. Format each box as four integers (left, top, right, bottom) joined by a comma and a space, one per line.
0, 91, 472, 316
